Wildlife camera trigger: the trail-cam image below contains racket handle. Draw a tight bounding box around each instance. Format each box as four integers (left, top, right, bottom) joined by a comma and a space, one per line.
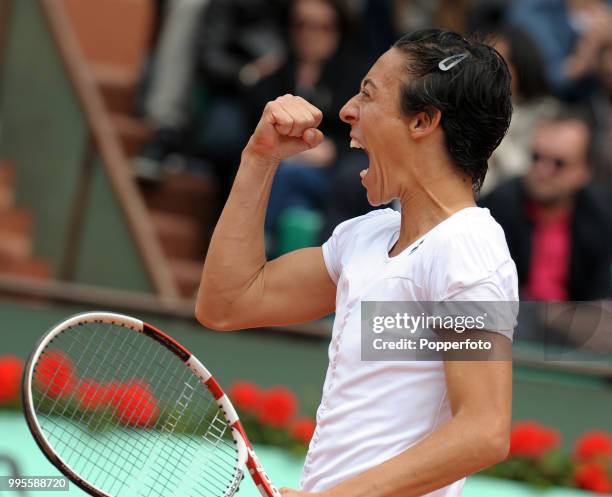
246, 447, 282, 497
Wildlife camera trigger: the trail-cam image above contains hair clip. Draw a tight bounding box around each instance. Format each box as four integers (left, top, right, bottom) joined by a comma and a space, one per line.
438, 53, 469, 71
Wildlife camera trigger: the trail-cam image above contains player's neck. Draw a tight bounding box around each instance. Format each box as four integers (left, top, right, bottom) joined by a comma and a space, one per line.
391, 171, 475, 255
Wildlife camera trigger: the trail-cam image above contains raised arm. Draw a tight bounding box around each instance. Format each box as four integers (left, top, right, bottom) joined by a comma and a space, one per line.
195, 95, 337, 331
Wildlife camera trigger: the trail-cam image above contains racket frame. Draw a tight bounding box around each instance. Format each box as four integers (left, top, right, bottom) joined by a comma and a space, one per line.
22, 311, 280, 497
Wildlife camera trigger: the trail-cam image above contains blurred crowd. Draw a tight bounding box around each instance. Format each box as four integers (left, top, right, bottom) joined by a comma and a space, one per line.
133, 0, 612, 302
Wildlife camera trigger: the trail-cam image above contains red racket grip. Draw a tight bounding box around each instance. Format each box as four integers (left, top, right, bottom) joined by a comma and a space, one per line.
233, 422, 281, 497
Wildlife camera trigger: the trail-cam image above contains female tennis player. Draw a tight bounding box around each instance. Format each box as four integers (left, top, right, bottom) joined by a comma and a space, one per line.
197, 29, 517, 497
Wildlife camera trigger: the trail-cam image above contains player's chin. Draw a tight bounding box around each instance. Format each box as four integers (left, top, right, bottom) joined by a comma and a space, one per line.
365, 189, 389, 207
366, 196, 383, 207
362, 169, 391, 207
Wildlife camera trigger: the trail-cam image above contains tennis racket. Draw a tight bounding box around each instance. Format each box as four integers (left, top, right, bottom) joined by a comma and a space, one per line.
22, 311, 281, 497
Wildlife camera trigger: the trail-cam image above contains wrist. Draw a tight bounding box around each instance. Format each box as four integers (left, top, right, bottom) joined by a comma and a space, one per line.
241, 144, 281, 169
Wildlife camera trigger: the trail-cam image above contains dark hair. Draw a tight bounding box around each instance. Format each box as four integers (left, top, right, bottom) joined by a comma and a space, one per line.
496, 25, 550, 100
393, 29, 512, 192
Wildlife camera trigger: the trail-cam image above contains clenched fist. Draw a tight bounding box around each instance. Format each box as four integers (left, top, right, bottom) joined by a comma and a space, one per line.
245, 94, 325, 163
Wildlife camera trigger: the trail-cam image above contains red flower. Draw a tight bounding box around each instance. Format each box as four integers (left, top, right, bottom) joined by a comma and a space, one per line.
105, 380, 123, 404
230, 381, 262, 414
258, 387, 298, 428
76, 380, 113, 410
0, 355, 23, 404
34, 351, 76, 399
574, 462, 611, 494
112, 380, 159, 428
292, 417, 316, 445
509, 421, 561, 458
575, 431, 612, 462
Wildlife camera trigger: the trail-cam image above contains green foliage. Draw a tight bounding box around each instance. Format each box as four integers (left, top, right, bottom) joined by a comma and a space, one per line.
238, 412, 308, 457
481, 450, 577, 490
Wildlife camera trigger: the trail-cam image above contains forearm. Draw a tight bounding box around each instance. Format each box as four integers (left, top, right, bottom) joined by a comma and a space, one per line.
196, 148, 278, 325
324, 412, 508, 497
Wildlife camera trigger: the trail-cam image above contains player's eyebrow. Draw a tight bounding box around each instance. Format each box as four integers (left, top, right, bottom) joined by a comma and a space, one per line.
361, 78, 378, 90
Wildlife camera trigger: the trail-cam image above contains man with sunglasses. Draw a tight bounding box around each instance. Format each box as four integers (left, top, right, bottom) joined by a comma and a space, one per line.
481, 108, 612, 301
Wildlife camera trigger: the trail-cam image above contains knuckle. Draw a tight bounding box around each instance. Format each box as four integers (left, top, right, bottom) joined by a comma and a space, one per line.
279, 115, 294, 127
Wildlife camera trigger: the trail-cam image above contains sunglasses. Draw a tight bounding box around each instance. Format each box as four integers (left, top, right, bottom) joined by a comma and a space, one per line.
531, 152, 566, 171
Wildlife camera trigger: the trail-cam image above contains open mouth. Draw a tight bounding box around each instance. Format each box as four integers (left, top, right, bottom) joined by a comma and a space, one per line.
350, 137, 367, 153
350, 137, 369, 181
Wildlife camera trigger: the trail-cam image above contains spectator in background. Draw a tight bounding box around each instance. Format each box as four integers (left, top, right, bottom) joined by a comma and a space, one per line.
193, 0, 287, 198
435, 0, 474, 34
482, 26, 561, 194
506, 0, 612, 102
361, 0, 478, 60
481, 109, 612, 301
135, 0, 286, 184
361, 0, 440, 60
247, 0, 368, 251
134, 0, 211, 181
590, 38, 612, 188
136, 0, 287, 190
466, 0, 511, 34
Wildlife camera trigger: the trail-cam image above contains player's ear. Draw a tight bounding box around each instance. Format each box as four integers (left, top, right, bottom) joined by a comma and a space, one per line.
408, 107, 441, 140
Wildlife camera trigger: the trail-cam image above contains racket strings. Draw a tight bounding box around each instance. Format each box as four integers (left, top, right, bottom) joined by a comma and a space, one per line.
38, 323, 237, 497
37, 324, 170, 495
30, 320, 241, 497
41, 327, 152, 487
192, 411, 236, 487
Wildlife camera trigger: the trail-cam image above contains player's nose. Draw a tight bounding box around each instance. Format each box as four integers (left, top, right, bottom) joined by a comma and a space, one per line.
340, 96, 359, 124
